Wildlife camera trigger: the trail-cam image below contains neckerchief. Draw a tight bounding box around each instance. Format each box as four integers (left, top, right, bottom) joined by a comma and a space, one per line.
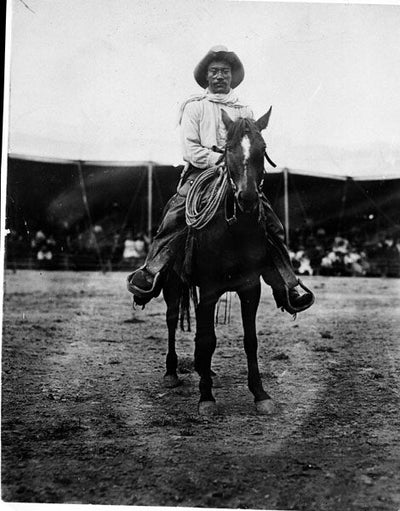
177, 89, 247, 124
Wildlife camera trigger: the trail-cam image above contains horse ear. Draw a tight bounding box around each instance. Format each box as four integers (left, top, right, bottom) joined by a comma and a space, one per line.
221, 109, 234, 130
256, 106, 272, 131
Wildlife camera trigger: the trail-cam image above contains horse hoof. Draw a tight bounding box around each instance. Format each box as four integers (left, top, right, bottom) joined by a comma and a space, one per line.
163, 374, 180, 388
198, 401, 218, 416
255, 399, 274, 415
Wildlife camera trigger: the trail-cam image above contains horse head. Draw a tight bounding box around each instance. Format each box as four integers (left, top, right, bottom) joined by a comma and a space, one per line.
221, 108, 272, 214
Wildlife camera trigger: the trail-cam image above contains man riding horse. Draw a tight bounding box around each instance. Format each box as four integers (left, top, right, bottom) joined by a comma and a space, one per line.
127, 45, 314, 315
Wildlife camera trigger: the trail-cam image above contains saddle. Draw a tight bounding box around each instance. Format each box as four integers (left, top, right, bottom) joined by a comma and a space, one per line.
176, 165, 204, 197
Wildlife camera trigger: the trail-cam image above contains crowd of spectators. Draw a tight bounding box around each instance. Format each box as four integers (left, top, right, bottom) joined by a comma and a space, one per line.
5, 224, 400, 278
288, 228, 400, 278
4, 225, 150, 272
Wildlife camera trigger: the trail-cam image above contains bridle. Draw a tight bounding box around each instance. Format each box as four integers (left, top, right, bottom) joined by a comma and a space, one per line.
184, 142, 277, 229
214, 142, 277, 226
214, 143, 276, 188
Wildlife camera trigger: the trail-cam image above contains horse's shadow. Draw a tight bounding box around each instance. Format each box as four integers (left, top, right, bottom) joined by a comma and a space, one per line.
140, 316, 396, 510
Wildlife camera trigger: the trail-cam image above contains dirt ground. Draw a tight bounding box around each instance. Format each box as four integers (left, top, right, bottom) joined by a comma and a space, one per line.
1, 270, 400, 510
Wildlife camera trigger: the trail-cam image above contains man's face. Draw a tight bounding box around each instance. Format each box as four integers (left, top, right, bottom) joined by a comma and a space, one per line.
206, 60, 232, 94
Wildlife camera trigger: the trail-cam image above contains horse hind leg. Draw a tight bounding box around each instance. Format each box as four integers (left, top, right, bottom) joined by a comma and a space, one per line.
238, 283, 274, 414
163, 274, 182, 388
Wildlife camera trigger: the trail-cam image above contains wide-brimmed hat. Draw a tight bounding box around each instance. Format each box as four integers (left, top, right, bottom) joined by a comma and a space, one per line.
193, 45, 245, 89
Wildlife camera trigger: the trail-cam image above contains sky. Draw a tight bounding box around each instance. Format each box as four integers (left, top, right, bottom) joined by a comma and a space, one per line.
5, 0, 400, 177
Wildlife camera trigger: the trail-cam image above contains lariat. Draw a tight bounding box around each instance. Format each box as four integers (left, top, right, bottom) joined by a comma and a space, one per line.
185, 165, 229, 230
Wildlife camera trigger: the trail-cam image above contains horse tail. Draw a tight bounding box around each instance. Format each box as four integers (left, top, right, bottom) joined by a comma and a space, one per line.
179, 282, 190, 332
178, 283, 198, 332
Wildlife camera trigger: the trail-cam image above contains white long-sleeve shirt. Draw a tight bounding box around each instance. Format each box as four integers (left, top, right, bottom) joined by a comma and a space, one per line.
180, 94, 253, 169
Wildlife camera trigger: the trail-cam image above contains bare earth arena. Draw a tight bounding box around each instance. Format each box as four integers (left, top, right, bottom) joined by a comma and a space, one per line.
1, 270, 400, 510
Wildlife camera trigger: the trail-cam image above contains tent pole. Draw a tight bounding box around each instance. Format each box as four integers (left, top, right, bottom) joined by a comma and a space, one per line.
77, 160, 104, 270
337, 176, 350, 236
147, 162, 153, 243
283, 167, 290, 247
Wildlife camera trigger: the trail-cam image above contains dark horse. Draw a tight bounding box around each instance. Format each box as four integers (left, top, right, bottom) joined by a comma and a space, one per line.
163, 108, 276, 415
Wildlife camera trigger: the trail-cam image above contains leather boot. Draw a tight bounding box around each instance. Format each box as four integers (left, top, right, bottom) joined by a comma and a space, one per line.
272, 279, 315, 315
127, 266, 163, 306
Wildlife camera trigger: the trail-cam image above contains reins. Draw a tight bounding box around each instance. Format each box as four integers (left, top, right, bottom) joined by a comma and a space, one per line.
264, 150, 277, 169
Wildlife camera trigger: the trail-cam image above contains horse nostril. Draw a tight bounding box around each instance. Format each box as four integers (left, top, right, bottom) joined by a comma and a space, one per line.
237, 190, 258, 212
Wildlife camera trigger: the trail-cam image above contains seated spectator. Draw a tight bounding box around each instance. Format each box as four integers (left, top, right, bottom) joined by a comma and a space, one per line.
37, 242, 53, 269
321, 251, 335, 275
31, 230, 46, 253
365, 233, 400, 277
385, 236, 400, 277
46, 234, 57, 250
305, 232, 325, 275
344, 245, 369, 276
395, 238, 400, 257
332, 236, 350, 254
291, 246, 313, 276
321, 245, 349, 276
121, 231, 147, 269
87, 225, 104, 251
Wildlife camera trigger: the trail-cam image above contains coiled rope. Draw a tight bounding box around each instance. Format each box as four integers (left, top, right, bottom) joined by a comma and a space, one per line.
185, 165, 229, 229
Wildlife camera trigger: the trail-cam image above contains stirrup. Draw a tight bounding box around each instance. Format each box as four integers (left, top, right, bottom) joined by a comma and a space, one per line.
277, 279, 315, 315
126, 266, 163, 299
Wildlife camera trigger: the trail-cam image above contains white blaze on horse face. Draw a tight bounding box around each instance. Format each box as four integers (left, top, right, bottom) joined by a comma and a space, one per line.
241, 135, 251, 176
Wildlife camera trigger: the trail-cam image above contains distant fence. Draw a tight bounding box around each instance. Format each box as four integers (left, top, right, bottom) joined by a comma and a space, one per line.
5, 253, 399, 277
4, 253, 145, 273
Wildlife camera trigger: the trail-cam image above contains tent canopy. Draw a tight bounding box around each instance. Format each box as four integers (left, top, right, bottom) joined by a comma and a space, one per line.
6, 155, 400, 244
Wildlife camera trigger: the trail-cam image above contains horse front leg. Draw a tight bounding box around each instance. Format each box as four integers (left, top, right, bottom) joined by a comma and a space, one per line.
194, 293, 218, 415
162, 274, 181, 388
238, 282, 274, 414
